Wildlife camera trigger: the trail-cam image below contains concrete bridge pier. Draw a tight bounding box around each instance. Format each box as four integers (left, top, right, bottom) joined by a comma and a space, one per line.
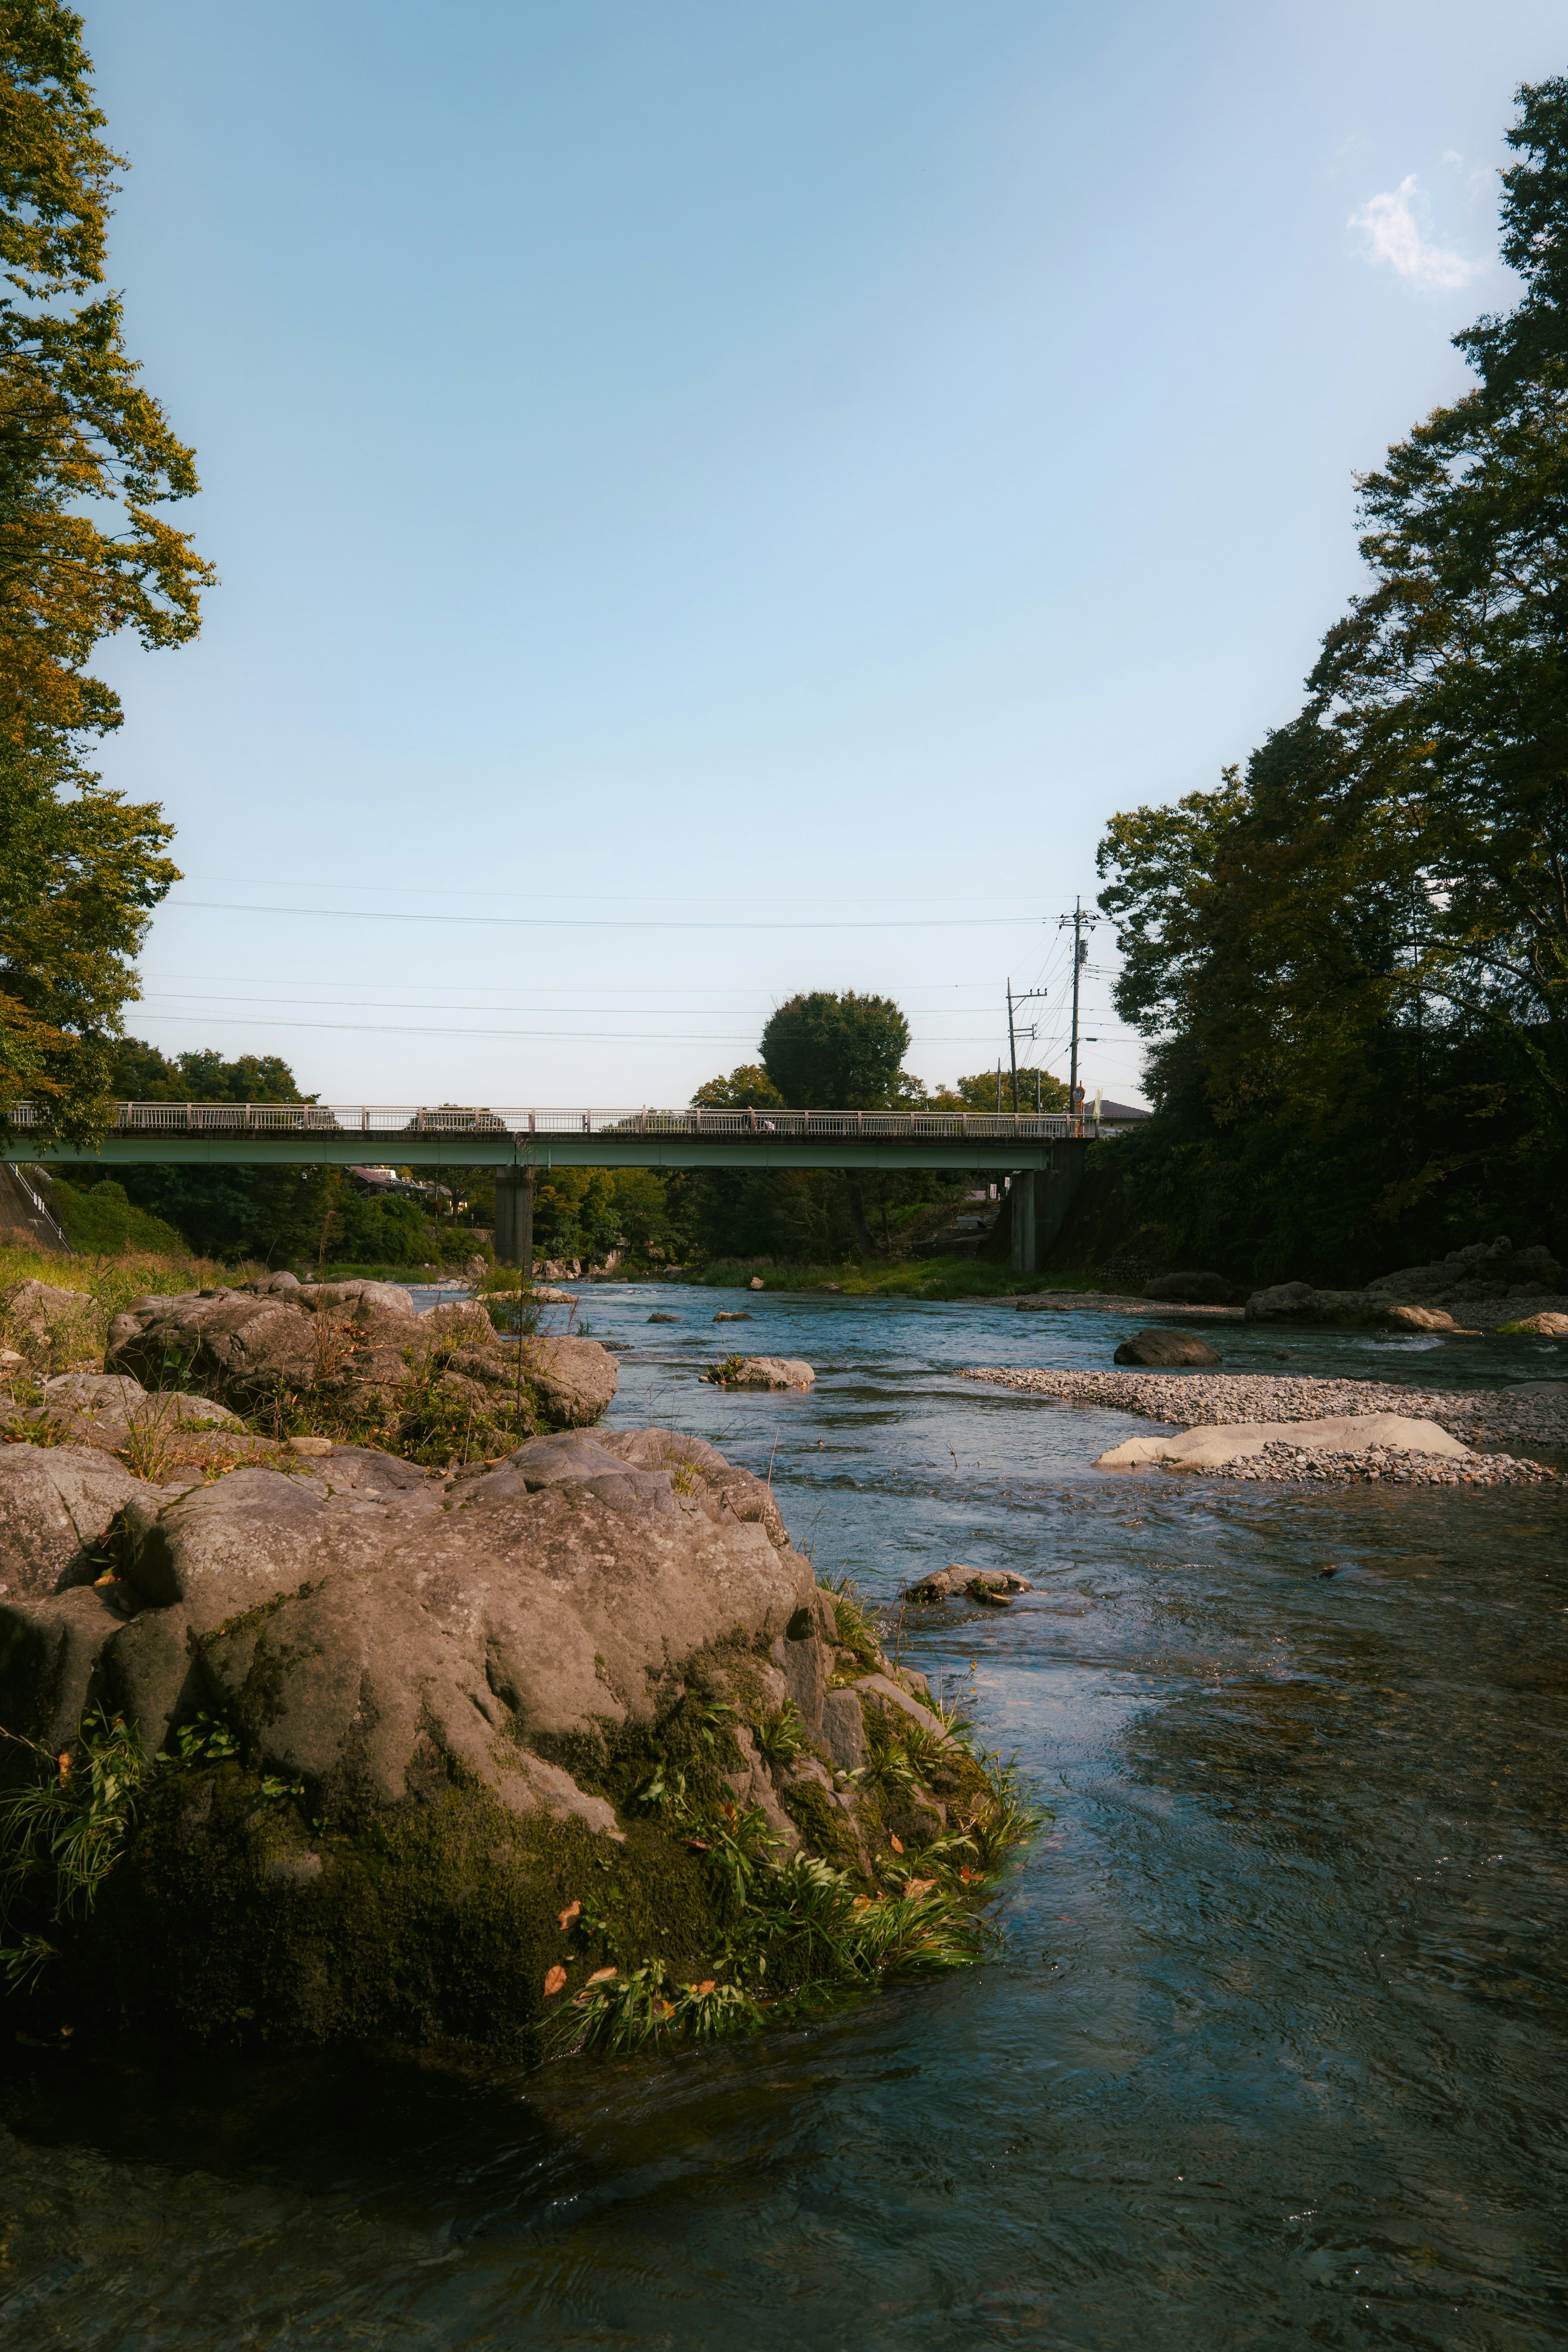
494, 1168, 535, 1274
1009, 1145, 1088, 1277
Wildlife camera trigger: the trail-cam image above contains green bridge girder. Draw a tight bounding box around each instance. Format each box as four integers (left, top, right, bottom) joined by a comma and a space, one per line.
3, 1132, 1057, 1173
2, 1104, 1120, 1174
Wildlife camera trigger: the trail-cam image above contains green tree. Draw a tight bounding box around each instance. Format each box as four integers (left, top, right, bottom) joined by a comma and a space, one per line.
690, 1063, 785, 1110
0, 4, 212, 1141
1094, 79, 1568, 1277
953, 1067, 1069, 1114
760, 992, 910, 1109
85, 1040, 334, 1265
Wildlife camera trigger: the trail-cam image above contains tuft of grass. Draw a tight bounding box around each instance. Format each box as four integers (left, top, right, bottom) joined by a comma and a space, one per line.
825, 1575, 883, 1674
0, 1710, 150, 1992
754, 1700, 807, 1768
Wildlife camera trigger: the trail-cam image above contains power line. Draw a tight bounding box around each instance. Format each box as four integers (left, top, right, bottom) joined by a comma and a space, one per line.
163, 900, 1072, 933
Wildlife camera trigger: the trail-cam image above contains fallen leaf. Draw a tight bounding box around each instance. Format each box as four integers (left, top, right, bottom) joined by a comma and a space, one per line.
852, 1894, 875, 1909
559, 1900, 581, 1930
904, 1878, 936, 1899
889, 1834, 904, 1854
543, 1964, 568, 1998
586, 1965, 619, 1986
693, 1979, 717, 1996
959, 1866, 982, 1884
684, 1837, 709, 1851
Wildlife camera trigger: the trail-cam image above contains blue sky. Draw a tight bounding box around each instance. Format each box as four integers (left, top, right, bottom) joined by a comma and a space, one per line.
86, 0, 1561, 1109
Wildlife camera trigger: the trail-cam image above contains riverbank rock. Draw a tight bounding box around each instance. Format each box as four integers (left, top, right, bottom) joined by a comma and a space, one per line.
1113, 1328, 1223, 1368
0, 1444, 163, 1601
0, 1427, 1000, 2047
704, 1356, 816, 1390
1505, 1311, 1568, 1336
103, 1284, 616, 1446
1142, 1271, 1244, 1305
1245, 1239, 1564, 1332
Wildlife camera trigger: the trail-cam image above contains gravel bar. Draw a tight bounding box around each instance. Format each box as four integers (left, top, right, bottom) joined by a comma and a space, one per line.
961, 1367, 1567, 1485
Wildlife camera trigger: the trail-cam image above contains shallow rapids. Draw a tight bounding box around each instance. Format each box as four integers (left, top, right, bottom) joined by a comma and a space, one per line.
2, 1284, 1564, 2349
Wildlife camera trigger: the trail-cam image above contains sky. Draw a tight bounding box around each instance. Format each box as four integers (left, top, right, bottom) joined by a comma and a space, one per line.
82, 0, 1561, 1111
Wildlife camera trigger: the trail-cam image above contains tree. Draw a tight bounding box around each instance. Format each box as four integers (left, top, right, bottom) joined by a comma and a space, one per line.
0, 4, 212, 1140
953, 1067, 1069, 1114
1094, 79, 1568, 1278
760, 992, 910, 1108
88, 1040, 334, 1264
690, 1063, 785, 1111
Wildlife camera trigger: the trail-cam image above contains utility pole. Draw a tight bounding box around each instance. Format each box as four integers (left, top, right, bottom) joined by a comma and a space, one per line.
1005, 978, 1048, 1112
1057, 896, 1098, 1111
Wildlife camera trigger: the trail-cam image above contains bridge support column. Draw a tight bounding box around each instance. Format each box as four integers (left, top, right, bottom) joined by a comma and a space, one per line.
494, 1168, 535, 1274
1009, 1169, 1038, 1276
1009, 1146, 1089, 1278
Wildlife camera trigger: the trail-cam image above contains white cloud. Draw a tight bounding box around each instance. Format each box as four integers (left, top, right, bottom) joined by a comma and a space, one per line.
1349, 175, 1483, 292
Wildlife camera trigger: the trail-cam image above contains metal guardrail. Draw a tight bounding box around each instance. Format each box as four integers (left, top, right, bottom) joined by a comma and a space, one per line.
5, 1102, 1127, 1143
7, 1162, 73, 1252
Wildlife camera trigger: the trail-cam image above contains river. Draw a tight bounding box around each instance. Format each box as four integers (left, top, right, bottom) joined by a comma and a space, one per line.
2, 1285, 1564, 2348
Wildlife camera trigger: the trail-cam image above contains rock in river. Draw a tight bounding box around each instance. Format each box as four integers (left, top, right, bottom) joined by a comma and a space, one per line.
704, 1356, 816, 1390
0, 1426, 1000, 2047
1113, 1328, 1223, 1368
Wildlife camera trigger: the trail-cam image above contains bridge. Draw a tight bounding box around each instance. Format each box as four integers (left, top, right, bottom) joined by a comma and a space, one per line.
2, 1100, 1136, 1273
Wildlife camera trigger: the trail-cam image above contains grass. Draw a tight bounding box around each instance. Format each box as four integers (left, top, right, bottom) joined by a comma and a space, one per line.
544, 1700, 1043, 2060
682, 1254, 1132, 1302
0, 1710, 150, 1993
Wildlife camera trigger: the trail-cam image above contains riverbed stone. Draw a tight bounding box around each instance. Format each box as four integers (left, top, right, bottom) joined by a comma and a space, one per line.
904, 1564, 1034, 1603
1113, 1328, 1224, 1368
704, 1355, 816, 1390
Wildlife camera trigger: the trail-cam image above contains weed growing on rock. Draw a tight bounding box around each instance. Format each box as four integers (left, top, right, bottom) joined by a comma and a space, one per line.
755, 1701, 807, 1768
826, 1576, 883, 1674
0, 1712, 149, 1992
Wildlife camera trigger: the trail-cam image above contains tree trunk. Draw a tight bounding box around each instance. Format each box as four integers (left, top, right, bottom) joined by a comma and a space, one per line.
845, 1178, 874, 1257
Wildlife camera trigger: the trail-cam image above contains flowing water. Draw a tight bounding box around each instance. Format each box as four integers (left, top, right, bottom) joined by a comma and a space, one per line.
3, 1287, 1565, 2349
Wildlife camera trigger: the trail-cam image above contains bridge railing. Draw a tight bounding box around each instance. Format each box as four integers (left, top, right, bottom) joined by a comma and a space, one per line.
5, 1101, 1129, 1141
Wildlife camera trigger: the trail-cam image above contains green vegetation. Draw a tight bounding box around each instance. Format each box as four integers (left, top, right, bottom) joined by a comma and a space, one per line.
5, 1656, 1040, 2054
0, 6, 212, 1145
0, 1708, 149, 1992
1094, 79, 1568, 1285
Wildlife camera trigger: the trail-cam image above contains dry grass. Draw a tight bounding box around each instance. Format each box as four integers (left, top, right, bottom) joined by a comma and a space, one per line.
0, 1241, 262, 1379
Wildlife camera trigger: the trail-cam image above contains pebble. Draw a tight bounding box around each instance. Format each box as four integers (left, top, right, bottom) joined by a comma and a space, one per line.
961, 1367, 1566, 1488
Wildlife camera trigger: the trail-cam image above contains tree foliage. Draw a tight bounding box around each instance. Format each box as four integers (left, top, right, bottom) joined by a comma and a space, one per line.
760, 992, 911, 1109
1095, 79, 1568, 1280
0, 4, 212, 1140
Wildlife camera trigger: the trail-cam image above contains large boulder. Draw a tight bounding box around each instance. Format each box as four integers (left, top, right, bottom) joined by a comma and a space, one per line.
0, 1427, 1002, 2047
1367, 1238, 1561, 1301
1142, 1271, 1243, 1305
104, 1284, 617, 1446
1244, 1283, 1379, 1325
0, 1443, 167, 1602
1113, 1327, 1223, 1367
1247, 1241, 1564, 1327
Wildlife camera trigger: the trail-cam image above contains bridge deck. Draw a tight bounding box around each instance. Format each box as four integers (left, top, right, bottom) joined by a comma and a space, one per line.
3, 1102, 1125, 1172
